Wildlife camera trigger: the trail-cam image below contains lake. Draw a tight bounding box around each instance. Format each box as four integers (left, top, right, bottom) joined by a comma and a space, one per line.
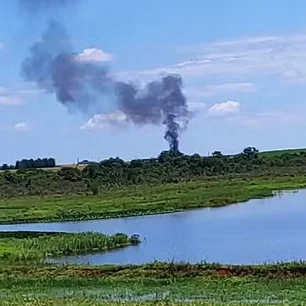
0, 189, 306, 265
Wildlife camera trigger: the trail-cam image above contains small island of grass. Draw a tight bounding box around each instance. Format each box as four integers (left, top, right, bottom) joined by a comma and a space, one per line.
0, 231, 140, 262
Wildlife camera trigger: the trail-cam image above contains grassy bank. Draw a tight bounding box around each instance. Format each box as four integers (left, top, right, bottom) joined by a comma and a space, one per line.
2, 301, 298, 306
3, 262, 306, 305
4, 261, 306, 279
0, 231, 139, 261
1, 175, 306, 224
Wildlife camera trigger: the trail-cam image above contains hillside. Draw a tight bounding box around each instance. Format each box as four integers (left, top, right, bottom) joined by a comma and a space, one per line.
259, 148, 306, 157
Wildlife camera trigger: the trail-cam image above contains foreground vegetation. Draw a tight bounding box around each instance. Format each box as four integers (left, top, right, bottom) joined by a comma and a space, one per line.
7, 232, 306, 304
1, 175, 306, 224
2, 301, 304, 306
3, 301, 301, 306
0, 231, 139, 261
3, 262, 306, 305
5, 261, 306, 279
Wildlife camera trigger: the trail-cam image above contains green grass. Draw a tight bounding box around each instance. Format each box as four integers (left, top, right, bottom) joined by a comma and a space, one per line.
4, 262, 306, 305
2, 301, 299, 306
0, 231, 138, 261
1, 175, 306, 224
4, 261, 306, 279
259, 147, 306, 157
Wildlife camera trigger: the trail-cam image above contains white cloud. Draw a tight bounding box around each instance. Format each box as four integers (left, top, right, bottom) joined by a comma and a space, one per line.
81, 111, 127, 130
0, 83, 44, 106
208, 100, 240, 116
126, 33, 306, 82
75, 48, 112, 62
0, 96, 22, 105
14, 122, 29, 132
0, 88, 23, 106
187, 82, 256, 99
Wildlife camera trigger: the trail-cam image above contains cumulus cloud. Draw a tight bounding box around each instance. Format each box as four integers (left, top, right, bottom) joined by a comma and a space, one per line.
208, 100, 240, 116
81, 111, 127, 130
14, 122, 29, 132
75, 48, 112, 62
125, 33, 306, 82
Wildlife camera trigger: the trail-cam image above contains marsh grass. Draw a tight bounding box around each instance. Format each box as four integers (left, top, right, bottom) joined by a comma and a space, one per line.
3, 276, 306, 305
3, 299, 301, 306
4, 261, 306, 279
3, 262, 306, 304
0, 231, 137, 261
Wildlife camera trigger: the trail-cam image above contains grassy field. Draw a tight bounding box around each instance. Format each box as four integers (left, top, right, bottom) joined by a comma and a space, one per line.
1, 175, 306, 224
3, 262, 306, 305
259, 147, 306, 157
0, 231, 138, 261
0, 164, 87, 173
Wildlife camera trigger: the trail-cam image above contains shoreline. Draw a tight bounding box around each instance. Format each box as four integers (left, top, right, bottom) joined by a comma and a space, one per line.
1, 175, 306, 225
3, 261, 306, 279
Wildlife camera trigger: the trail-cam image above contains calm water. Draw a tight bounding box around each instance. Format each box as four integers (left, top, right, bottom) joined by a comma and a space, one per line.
1, 190, 306, 265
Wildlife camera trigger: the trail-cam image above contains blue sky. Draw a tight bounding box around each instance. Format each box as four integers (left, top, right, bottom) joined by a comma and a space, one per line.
1, 0, 306, 164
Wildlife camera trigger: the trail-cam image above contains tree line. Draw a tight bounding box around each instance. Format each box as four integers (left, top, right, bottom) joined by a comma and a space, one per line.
0, 158, 56, 170
1, 147, 306, 198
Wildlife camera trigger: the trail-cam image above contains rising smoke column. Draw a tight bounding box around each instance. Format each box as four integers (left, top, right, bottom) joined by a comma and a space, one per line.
116, 75, 188, 151
20, 2, 189, 151
164, 115, 179, 151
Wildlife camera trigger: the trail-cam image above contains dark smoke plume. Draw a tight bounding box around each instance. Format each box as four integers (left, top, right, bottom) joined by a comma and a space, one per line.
116, 75, 188, 151
164, 115, 179, 151
21, 20, 189, 151
22, 21, 111, 113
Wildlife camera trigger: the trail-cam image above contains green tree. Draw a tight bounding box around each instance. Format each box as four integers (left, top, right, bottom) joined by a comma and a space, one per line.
212, 151, 223, 158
